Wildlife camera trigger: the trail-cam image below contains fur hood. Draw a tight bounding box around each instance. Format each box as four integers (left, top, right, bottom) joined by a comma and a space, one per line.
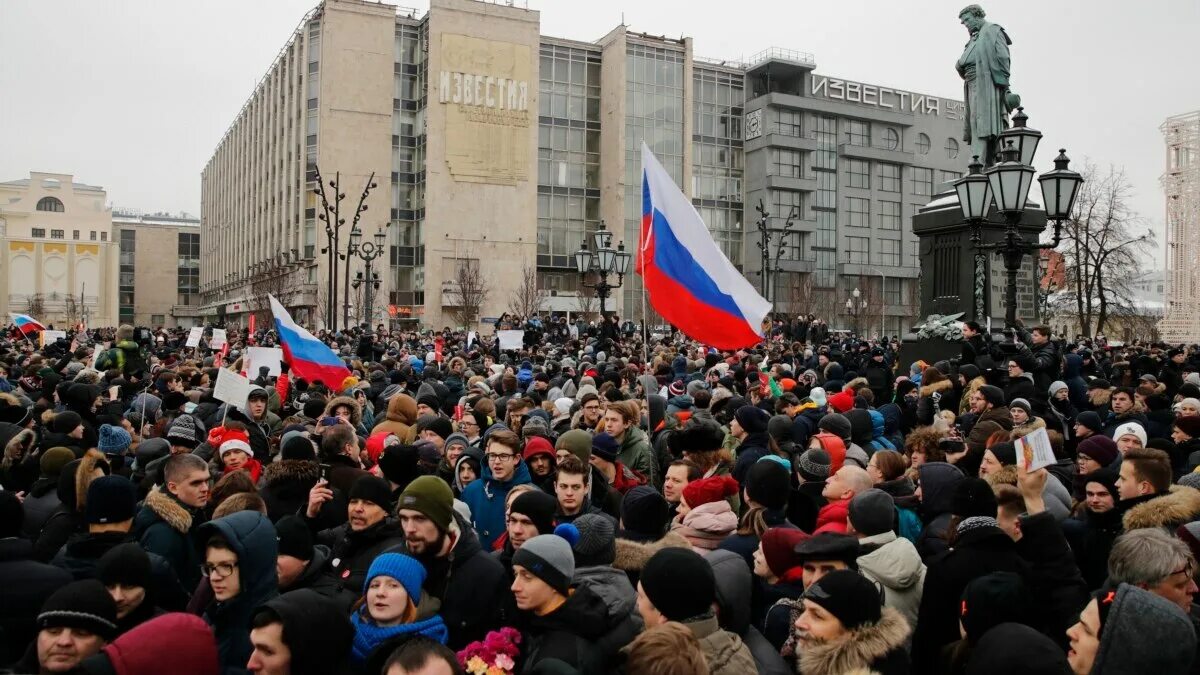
920, 378, 955, 398
798, 607, 910, 675
262, 459, 320, 487
982, 464, 1018, 488
846, 377, 869, 392
613, 530, 691, 572
1122, 485, 1200, 531
143, 485, 193, 534
322, 396, 362, 428
1011, 416, 1046, 439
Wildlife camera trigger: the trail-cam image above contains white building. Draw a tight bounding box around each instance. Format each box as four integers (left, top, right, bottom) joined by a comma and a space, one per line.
1159, 110, 1200, 343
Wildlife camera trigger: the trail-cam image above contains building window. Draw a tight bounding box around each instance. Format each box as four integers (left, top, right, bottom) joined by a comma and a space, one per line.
772, 148, 804, 179
72, 230, 80, 240
100, 232, 107, 241
150, 315, 165, 326
912, 167, 934, 196
50, 229, 64, 240
879, 238, 901, 266
847, 236, 870, 264
771, 190, 804, 221
776, 110, 802, 137
846, 197, 870, 227
32, 228, 45, 238
845, 159, 870, 189
916, 133, 931, 155
877, 163, 901, 192
881, 128, 899, 150
885, 277, 902, 305
879, 200, 902, 230
946, 137, 960, 159
815, 170, 837, 209
89, 231, 96, 241
36, 197, 64, 212
846, 120, 870, 147
812, 115, 837, 170
940, 170, 963, 186
119, 230, 135, 322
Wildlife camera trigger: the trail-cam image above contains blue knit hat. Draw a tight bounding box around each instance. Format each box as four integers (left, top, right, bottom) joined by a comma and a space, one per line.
98, 424, 132, 455
364, 553, 426, 602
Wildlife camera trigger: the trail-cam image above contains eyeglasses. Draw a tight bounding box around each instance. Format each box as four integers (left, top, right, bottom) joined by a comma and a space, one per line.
486, 453, 516, 462
201, 561, 238, 579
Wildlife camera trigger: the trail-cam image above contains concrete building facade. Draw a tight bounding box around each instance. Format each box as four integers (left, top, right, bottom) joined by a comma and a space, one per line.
0, 172, 119, 328
201, 0, 965, 333
1159, 110, 1200, 344
112, 210, 202, 328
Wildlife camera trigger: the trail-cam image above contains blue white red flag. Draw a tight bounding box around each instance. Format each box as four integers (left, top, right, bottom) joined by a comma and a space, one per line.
268, 295, 351, 388
9, 313, 46, 335
638, 143, 771, 349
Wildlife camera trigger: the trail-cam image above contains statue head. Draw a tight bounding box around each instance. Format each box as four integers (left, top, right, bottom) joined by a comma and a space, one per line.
959, 4, 986, 32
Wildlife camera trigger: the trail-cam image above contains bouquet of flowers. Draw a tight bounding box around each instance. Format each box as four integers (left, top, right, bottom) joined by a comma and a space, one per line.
457, 627, 521, 675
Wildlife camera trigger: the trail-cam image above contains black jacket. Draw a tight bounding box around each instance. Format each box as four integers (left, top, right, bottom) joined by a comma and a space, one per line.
1016, 511, 1090, 647
787, 481, 827, 534
50, 530, 188, 610
199, 511, 279, 672
312, 517, 406, 611
132, 486, 206, 591
519, 583, 639, 675
1062, 507, 1123, 590
0, 537, 73, 664
731, 431, 772, 486
259, 459, 323, 523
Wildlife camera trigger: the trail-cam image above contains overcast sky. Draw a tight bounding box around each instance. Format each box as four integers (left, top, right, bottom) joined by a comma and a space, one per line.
2, 0, 1197, 265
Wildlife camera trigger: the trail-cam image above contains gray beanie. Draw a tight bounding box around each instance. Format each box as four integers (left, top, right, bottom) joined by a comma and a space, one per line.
1095, 583, 1197, 674
818, 413, 853, 443
443, 433, 470, 451
848, 489, 895, 537
572, 514, 616, 567
512, 532, 576, 595
1048, 381, 1068, 397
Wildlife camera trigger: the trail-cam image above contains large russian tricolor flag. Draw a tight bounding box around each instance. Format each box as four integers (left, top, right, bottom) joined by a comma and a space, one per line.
268, 295, 351, 387
638, 143, 771, 350
9, 313, 46, 336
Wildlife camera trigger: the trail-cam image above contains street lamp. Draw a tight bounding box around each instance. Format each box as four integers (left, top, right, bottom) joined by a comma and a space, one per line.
573, 221, 631, 319
952, 108, 1084, 330
349, 226, 388, 327
754, 199, 798, 316
313, 166, 376, 333
845, 287, 867, 335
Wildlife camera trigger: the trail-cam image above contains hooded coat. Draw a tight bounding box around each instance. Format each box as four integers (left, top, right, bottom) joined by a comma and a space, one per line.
518, 583, 639, 675
371, 393, 418, 443
573, 564, 645, 634
613, 530, 692, 590
460, 457, 532, 549
857, 531, 926, 635
258, 459, 322, 523
797, 607, 911, 675
198, 511, 278, 671
617, 425, 655, 486
257, 589, 355, 675
684, 615, 758, 675
915, 462, 966, 561
133, 485, 206, 591
81, 613, 220, 675
1120, 485, 1200, 531
671, 500, 737, 553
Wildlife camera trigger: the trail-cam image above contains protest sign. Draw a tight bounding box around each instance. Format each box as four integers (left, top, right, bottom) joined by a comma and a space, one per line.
185, 326, 204, 348
497, 330, 524, 351
1015, 426, 1056, 472
213, 368, 250, 411
210, 328, 227, 350
246, 347, 283, 377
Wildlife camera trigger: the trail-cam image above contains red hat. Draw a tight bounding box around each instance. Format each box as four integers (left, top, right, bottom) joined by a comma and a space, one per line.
523, 436, 555, 461
682, 475, 739, 509
761, 527, 810, 579
811, 432, 848, 474
780, 378, 797, 392
827, 389, 855, 413
208, 426, 251, 458
365, 431, 394, 465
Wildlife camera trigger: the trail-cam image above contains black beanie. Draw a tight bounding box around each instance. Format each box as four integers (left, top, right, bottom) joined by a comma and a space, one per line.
641, 547, 716, 621
735, 405, 770, 434
418, 415, 454, 441
303, 399, 327, 420
619, 486, 669, 542
978, 385, 1006, 408
96, 542, 152, 590
988, 441, 1016, 466
952, 478, 998, 519
275, 515, 314, 561
510, 490, 557, 537
378, 445, 422, 491
803, 569, 882, 630
744, 460, 790, 511
37, 579, 119, 641
50, 410, 83, 434
281, 435, 317, 462
348, 475, 394, 511
959, 571, 1034, 645
86, 475, 137, 525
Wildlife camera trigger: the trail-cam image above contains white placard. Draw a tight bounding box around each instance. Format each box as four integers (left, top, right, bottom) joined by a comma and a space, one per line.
497, 330, 524, 351
213, 368, 250, 410
185, 326, 204, 348
246, 347, 283, 377
41, 330, 66, 346
1015, 426, 1056, 472
467, 331, 477, 348
209, 328, 227, 350
91, 343, 106, 369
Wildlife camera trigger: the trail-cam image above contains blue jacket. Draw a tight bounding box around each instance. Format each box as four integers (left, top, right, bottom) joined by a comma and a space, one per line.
199, 511, 279, 672
461, 459, 532, 549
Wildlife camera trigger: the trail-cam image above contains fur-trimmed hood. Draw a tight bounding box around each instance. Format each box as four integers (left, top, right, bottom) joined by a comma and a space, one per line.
613, 530, 691, 572
845, 377, 869, 392
322, 395, 362, 428
982, 463, 1018, 488
1011, 416, 1046, 439
142, 485, 193, 534
797, 607, 910, 675
1122, 485, 1200, 531
920, 378, 955, 398
262, 459, 320, 488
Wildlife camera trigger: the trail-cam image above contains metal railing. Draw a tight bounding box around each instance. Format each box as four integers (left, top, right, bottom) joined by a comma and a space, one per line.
747, 47, 816, 68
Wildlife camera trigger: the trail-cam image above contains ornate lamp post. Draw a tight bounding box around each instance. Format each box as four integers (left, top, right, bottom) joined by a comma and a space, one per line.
312, 166, 376, 333
349, 226, 387, 327
573, 221, 632, 319
952, 108, 1083, 329
844, 287, 867, 335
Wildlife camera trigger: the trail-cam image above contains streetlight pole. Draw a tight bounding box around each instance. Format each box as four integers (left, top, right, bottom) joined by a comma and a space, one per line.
350, 226, 388, 328
844, 287, 866, 335
754, 199, 797, 316
573, 221, 632, 319
313, 166, 376, 333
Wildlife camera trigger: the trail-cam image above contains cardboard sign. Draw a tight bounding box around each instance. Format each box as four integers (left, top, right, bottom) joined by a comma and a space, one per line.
185, 326, 204, 348
209, 328, 227, 350
1015, 426, 1056, 472
40, 330, 66, 346
213, 368, 250, 410
467, 331, 477, 348
497, 330, 524, 351
246, 347, 283, 377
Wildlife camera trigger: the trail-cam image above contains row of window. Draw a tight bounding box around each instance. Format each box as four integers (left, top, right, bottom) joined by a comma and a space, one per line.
770, 110, 962, 159
845, 236, 902, 266
29, 228, 107, 241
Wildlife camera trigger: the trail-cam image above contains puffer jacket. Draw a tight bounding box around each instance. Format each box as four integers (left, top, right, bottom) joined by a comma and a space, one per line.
519, 582, 639, 675
198, 511, 279, 672
671, 501, 737, 553
915, 462, 965, 561
573, 564, 645, 634
857, 531, 926, 636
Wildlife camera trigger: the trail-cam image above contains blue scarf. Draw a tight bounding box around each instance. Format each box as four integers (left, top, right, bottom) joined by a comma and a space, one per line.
350, 610, 449, 663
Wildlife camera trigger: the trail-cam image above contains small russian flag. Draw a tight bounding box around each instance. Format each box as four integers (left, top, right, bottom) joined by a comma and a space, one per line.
9, 313, 46, 336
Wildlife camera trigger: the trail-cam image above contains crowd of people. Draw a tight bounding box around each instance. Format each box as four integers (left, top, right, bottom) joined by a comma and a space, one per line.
2, 315, 1200, 674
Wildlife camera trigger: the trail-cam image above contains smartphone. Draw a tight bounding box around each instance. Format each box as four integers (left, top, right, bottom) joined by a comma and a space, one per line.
319, 463, 332, 482
320, 416, 340, 427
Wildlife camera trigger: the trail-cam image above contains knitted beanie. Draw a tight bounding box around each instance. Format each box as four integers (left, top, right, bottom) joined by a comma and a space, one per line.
988, 442, 1017, 467
49, 411, 82, 434
796, 448, 832, 482
959, 571, 1033, 645
735, 405, 770, 434
40, 447, 76, 478
591, 433, 620, 463
1009, 398, 1032, 416
1176, 415, 1200, 439
510, 490, 557, 537
761, 527, 810, 578
818, 413, 853, 443
166, 415, 201, 448
348, 475, 394, 511
414, 440, 441, 465
281, 434, 317, 462
96, 542, 152, 590
364, 552, 427, 601
1075, 411, 1104, 434
397, 475, 455, 533
620, 486, 669, 541
641, 547, 716, 621
802, 569, 882, 630
572, 513, 616, 567
978, 385, 1006, 408
952, 478, 998, 519
744, 460, 790, 511
418, 415, 454, 441
556, 429, 593, 463
512, 531, 576, 595
1113, 422, 1147, 447
522, 436, 555, 462
1077, 435, 1118, 467
275, 515, 315, 561
444, 433, 470, 452
378, 445, 422, 491
37, 579, 119, 641
98, 424, 132, 455
848, 489, 896, 537
86, 475, 137, 525
682, 474, 739, 509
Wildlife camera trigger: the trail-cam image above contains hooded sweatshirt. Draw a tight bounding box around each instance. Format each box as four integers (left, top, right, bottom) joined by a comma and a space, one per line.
1093, 583, 1197, 674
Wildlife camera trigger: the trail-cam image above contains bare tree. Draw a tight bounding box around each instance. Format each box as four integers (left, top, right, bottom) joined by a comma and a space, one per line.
62, 294, 80, 329
449, 258, 488, 328
853, 275, 885, 339
574, 273, 598, 321
785, 273, 842, 324
248, 261, 297, 328
25, 294, 45, 320
508, 264, 545, 320
1058, 163, 1155, 337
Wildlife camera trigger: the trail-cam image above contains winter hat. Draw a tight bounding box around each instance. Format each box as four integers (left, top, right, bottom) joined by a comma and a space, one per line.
86, 475, 137, 524
303, 399, 327, 420
682, 474, 739, 509
735, 405, 770, 434
848, 489, 896, 537
809, 387, 828, 408
1175, 415, 1200, 439
275, 515, 314, 561
794, 532, 860, 568
364, 552, 426, 601
510, 490, 557, 537
1075, 410, 1103, 434
817, 413, 853, 443
1112, 422, 1147, 447
952, 478, 998, 519
1078, 435, 1119, 467
280, 434, 317, 462
620, 486, 669, 541
668, 379, 686, 397
37, 579, 118, 641
39, 447, 76, 478
573, 513, 617, 567
96, 542, 153, 591
166, 415, 201, 448
98, 424, 132, 455
895, 380, 918, 400
378, 445, 422, 490
978, 385, 1006, 408
348, 475, 394, 511
760, 527, 810, 579
796, 448, 832, 482
591, 433, 620, 463
1048, 381, 1069, 398
522, 436, 555, 462
964, 622, 1071, 675
417, 415, 453, 441
843, 409, 874, 445
49, 410, 82, 434
397, 475, 455, 533
1008, 399, 1032, 416
556, 429, 593, 463
209, 426, 252, 458
1095, 583, 1198, 674
444, 433, 470, 453
802, 569, 882, 630
670, 422, 726, 456
512, 530, 576, 595
640, 547, 716, 621
1083, 466, 1120, 500
414, 439, 441, 465
744, 460, 790, 511
988, 442, 1017, 467
416, 393, 440, 412
959, 571, 1034, 645
1178, 397, 1200, 413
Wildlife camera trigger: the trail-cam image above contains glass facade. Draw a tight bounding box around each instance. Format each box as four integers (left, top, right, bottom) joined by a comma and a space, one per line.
692, 66, 744, 266
810, 114, 838, 287
178, 232, 200, 306
389, 21, 427, 316
119, 230, 135, 323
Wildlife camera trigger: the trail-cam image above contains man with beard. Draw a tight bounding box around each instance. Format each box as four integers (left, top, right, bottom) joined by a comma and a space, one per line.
393, 475, 510, 649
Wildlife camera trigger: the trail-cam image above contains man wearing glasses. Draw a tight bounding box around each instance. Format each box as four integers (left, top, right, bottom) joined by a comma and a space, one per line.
575, 393, 604, 432
1107, 528, 1197, 612
461, 429, 533, 549
458, 409, 488, 447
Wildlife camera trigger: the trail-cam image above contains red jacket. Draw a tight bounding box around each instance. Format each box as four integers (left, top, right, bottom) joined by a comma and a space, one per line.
611, 461, 648, 494
813, 499, 849, 534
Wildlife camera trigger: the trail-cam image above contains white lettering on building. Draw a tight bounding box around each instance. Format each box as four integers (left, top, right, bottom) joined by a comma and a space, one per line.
438, 70, 529, 112
810, 75, 955, 118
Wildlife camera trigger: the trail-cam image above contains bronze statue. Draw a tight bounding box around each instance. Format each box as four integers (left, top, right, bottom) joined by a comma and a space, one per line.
955, 5, 1016, 165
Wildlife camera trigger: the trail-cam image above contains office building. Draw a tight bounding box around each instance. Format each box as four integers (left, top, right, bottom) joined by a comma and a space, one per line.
200, 0, 967, 333
112, 210, 203, 328
1159, 110, 1200, 344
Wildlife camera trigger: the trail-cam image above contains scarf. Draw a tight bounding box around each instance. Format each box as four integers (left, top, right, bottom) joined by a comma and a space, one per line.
350, 610, 449, 663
